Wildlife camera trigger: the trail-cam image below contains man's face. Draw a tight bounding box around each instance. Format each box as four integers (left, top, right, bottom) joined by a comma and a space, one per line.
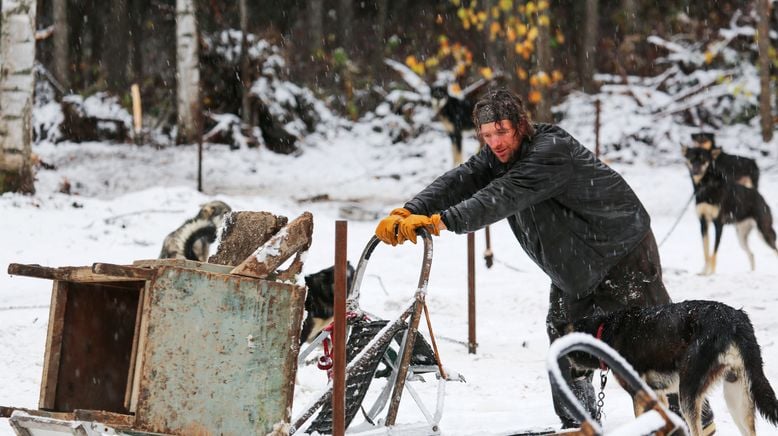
480, 120, 520, 163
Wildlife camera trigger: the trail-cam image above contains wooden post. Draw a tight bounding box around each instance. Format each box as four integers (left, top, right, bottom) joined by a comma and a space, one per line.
594, 99, 601, 159
332, 221, 348, 436
131, 84, 142, 144
467, 232, 476, 354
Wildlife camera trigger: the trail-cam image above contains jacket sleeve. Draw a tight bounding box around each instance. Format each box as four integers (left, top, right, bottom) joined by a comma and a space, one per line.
403, 148, 494, 216
441, 135, 574, 234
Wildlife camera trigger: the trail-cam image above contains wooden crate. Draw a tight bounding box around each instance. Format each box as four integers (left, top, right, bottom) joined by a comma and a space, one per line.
5, 259, 305, 435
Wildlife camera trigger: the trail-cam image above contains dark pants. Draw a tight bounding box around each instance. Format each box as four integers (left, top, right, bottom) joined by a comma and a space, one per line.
546, 230, 672, 427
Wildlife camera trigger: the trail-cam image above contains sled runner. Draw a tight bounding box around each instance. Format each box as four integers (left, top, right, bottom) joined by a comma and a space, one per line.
292, 230, 464, 435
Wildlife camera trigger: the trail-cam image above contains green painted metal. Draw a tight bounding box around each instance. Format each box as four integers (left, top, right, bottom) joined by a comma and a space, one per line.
135, 266, 305, 435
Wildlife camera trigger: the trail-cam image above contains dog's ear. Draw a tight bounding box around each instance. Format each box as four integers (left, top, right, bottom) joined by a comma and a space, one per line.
711, 148, 722, 160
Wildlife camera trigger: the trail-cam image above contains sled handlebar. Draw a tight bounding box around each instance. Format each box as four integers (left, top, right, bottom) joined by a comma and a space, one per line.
346, 229, 433, 312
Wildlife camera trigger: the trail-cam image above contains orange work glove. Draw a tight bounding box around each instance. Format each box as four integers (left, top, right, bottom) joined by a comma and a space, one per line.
398, 214, 444, 244
375, 207, 412, 246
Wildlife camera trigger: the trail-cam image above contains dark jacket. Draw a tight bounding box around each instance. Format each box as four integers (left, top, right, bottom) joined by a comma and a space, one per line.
404, 123, 650, 298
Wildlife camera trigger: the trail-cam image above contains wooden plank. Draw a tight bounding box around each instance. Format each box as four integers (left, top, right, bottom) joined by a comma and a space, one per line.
135, 266, 305, 435
230, 212, 313, 279
39, 280, 68, 409
8, 263, 149, 283
92, 263, 155, 280
1, 407, 73, 420
129, 280, 155, 413
133, 258, 233, 275
73, 409, 135, 427
124, 283, 146, 411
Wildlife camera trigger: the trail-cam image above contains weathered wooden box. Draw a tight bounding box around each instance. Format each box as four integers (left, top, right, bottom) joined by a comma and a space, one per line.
4, 259, 305, 435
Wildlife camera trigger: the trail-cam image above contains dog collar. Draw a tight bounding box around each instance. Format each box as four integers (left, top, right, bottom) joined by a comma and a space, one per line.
596, 323, 608, 371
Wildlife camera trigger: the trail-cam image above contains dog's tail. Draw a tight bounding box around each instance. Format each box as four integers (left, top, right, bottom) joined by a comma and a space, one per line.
734, 309, 778, 426
752, 192, 778, 251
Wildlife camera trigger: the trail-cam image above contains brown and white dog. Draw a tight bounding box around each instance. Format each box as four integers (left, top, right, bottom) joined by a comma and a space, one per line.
569, 300, 778, 436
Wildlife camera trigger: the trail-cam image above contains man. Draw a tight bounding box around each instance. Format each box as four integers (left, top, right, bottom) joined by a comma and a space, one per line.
375, 88, 713, 432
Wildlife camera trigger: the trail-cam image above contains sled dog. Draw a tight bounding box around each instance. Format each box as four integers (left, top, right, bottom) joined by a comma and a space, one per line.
682, 146, 777, 274
690, 132, 760, 189
300, 262, 355, 344
159, 200, 232, 262
569, 300, 778, 436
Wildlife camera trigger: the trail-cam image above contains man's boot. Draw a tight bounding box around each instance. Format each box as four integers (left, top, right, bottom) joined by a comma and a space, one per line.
666, 393, 716, 435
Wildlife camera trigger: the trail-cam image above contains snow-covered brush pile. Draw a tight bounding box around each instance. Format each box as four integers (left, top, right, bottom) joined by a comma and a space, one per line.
358, 59, 439, 145
201, 30, 346, 151
556, 7, 773, 164
33, 90, 133, 144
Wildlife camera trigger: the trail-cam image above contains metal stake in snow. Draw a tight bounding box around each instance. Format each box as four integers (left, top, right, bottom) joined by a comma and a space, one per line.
332, 220, 348, 436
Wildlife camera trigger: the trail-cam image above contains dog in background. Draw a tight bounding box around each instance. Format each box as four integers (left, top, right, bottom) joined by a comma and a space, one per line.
300, 262, 355, 344
430, 75, 502, 166
159, 200, 232, 262
683, 146, 777, 275
568, 300, 778, 436
691, 132, 760, 189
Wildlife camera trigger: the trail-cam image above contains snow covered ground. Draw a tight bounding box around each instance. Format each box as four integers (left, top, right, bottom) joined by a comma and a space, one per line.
2, 121, 778, 435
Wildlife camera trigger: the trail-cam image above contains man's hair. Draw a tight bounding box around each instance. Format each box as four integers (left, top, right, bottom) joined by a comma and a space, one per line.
472, 87, 535, 140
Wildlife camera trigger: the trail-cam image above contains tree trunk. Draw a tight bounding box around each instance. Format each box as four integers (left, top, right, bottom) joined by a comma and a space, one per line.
130, 0, 145, 85
581, 0, 598, 93
535, 14, 553, 122
758, 0, 773, 142
370, 0, 388, 77
102, 0, 129, 93
52, 0, 69, 91
308, 0, 323, 55
338, 0, 353, 53
0, 0, 36, 194
239, 0, 251, 123
621, 0, 637, 35
176, 0, 201, 144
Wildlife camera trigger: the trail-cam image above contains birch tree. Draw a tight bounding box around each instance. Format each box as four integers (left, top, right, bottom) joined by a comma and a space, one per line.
0, 0, 36, 194
176, 0, 201, 144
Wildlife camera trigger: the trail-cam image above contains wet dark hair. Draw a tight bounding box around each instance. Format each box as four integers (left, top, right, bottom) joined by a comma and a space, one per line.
472, 87, 535, 140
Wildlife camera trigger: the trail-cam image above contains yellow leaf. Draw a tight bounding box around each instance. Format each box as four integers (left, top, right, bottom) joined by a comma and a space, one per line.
552, 70, 564, 82
516, 67, 528, 80
490, 22, 502, 40
506, 27, 517, 42
555, 30, 565, 44
425, 57, 440, 68
529, 90, 542, 103
457, 7, 468, 21
527, 26, 538, 41
499, 0, 513, 12
451, 0, 461, 6
529, 75, 539, 87
526, 1, 536, 15
412, 63, 426, 76
405, 55, 418, 67
538, 0, 549, 10
480, 67, 494, 79
477, 11, 487, 23
517, 23, 528, 36
450, 83, 462, 94
704, 50, 714, 65
515, 42, 526, 56
538, 14, 550, 26
538, 71, 551, 86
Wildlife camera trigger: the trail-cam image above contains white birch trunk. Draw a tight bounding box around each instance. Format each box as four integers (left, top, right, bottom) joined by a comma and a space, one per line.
0, 0, 36, 193
176, 0, 201, 144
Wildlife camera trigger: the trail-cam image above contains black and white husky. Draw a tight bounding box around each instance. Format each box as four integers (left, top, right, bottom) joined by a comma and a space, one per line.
569, 300, 778, 436
158, 200, 232, 262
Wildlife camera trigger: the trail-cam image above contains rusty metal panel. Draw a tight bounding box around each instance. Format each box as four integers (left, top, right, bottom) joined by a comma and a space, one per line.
135, 266, 305, 435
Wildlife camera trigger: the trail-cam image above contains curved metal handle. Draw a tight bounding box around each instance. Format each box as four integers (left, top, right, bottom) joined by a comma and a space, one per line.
546, 333, 687, 436
346, 228, 433, 312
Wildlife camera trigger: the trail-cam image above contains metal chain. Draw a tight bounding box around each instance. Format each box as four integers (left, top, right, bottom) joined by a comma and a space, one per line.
595, 369, 609, 422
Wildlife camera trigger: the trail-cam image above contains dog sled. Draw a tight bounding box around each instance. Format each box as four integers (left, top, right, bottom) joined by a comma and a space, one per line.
292, 229, 465, 435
